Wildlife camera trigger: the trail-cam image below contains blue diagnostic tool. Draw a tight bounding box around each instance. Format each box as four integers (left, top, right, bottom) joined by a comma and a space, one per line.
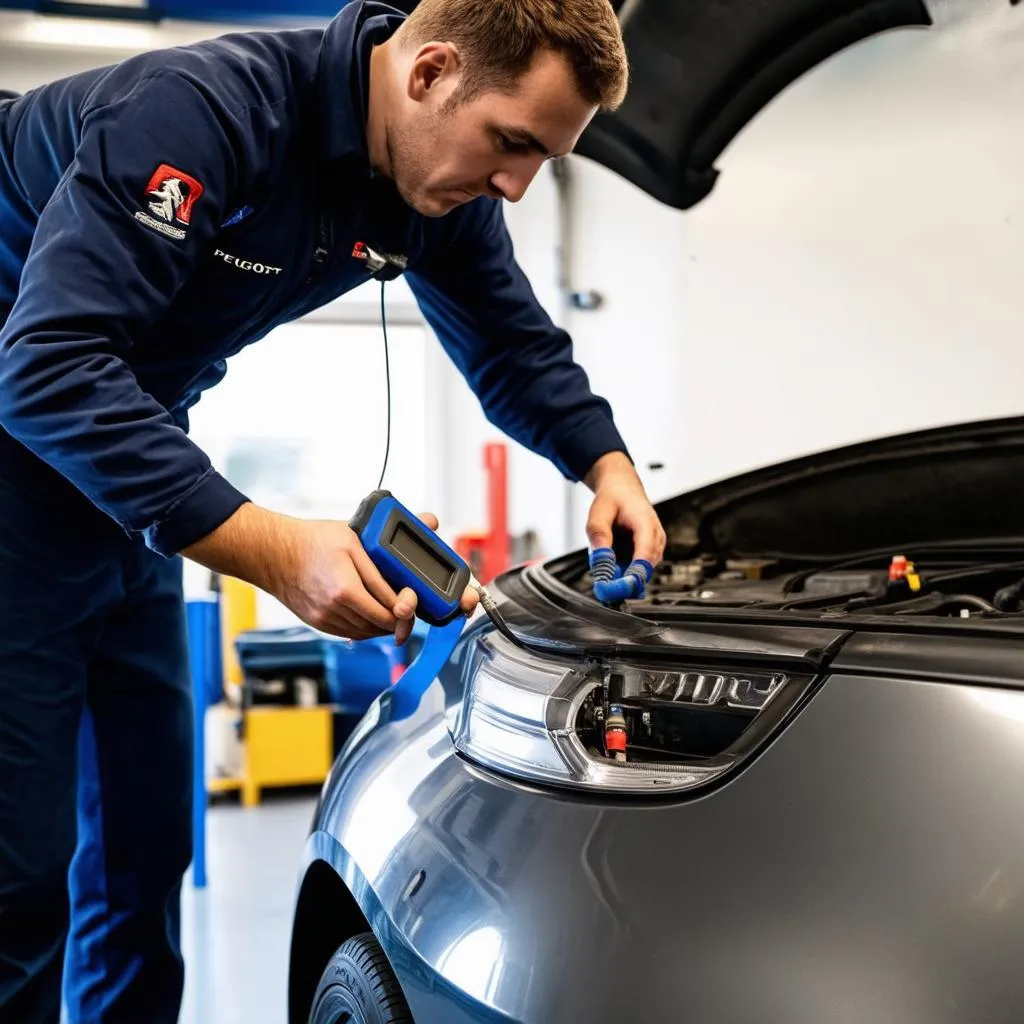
350, 490, 471, 627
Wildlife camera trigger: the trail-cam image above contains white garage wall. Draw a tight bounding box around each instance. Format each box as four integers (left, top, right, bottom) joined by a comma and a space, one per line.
428, 167, 572, 562
182, 319, 432, 620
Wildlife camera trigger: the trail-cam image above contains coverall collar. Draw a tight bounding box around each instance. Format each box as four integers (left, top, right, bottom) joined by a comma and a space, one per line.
317, 0, 407, 168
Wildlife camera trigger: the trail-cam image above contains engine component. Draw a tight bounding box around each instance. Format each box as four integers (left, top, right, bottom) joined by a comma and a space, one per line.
577, 538, 1024, 623
888, 555, 922, 591
604, 704, 628, 763
652, 559, 706, 589
802, 570, 887, 597
994, 577, 1024, 612
724, 558, 778, 580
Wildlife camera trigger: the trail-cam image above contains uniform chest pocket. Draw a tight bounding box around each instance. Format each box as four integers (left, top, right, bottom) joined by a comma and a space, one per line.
151, 241, 304, 370
167, 243, 295, 332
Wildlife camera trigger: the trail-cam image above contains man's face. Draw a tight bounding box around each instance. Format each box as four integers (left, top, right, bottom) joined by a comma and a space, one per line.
388, 46, 597, 217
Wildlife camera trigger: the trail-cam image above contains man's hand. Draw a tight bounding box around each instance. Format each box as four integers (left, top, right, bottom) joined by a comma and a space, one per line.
583, 452, 666, 568
182, 503, 479, 645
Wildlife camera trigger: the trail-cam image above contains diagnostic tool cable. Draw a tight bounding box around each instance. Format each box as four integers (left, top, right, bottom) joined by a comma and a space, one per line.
469, 577, 529, 650
377, 280, 391, 490
376, 281, 526, 649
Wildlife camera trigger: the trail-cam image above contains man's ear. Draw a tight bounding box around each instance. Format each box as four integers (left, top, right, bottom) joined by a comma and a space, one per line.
407, 41, 461, 102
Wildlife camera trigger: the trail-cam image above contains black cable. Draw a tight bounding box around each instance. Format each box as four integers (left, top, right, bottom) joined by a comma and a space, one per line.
938, 594, 998, 614
371, 277, 527, 647
473, 585, 530, 649
365, 271, 534, 648
883, 593, 999, 616
377, 279, 391, 491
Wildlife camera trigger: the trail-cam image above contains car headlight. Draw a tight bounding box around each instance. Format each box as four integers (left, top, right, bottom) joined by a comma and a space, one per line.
448, 635, 813, 794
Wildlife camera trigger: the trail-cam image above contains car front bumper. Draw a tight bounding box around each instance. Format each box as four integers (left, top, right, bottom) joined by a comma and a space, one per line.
301, 624, 1024, 1024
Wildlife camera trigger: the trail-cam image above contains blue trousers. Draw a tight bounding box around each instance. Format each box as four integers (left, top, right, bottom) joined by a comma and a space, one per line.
0, 457, 192, 1023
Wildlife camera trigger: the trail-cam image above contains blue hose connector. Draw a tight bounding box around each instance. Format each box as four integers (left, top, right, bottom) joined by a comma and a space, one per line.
589, 548, 654, 604
589, 547, 619, 584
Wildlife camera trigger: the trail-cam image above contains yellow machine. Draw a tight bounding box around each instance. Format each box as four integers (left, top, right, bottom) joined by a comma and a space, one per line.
208, 576, 333, 807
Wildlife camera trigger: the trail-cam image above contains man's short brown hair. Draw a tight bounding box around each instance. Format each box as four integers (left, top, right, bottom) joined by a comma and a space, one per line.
394, 0, 628, 111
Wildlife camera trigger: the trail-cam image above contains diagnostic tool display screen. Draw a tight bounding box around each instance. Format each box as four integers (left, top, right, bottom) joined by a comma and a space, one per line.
390, 521, 455, 591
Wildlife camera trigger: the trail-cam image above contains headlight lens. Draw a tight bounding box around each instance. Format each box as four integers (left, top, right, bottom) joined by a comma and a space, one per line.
448, 635, 808, 794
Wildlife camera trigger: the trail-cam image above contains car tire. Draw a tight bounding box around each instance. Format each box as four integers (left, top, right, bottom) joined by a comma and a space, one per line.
309, 932, 413, 1024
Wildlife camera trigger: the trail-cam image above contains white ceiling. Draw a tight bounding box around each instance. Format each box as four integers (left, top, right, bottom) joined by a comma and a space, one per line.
0, 8, 328, 91
0, 11, 232, 88
0, 8, 244, 49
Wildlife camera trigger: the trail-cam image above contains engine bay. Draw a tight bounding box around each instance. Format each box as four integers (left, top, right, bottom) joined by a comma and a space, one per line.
573, 548, 1024, 623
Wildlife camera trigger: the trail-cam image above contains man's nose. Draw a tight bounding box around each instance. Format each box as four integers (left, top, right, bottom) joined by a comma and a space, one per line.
489, 159, 544, 204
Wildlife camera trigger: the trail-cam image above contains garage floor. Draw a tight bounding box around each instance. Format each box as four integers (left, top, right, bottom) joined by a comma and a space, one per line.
179, 791, 319, 1024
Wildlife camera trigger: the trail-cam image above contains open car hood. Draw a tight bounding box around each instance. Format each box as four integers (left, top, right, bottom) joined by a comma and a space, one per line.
574, 0, 933, 209
639, 415, 1024, 565
505, 413, 1024, 647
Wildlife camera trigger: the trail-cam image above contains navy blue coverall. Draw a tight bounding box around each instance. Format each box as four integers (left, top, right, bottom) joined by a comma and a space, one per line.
0, 1, 627, 1019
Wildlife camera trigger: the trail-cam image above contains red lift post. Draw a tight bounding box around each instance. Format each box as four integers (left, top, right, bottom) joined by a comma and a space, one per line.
454, 442, 510, 584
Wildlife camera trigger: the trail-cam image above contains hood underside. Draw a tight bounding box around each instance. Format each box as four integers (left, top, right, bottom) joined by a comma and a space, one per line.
575, 0, 933, 209
643, 416, 1024, 565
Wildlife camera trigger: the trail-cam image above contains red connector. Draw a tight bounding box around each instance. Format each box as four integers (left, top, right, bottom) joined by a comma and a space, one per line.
605, 704, 628, 763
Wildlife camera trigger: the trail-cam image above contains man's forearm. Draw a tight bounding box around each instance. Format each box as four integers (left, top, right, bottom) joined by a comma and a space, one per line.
180, 501, 294, 595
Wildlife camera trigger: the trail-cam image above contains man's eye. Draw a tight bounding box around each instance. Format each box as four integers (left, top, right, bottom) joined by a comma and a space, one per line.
497, 133, 526, 154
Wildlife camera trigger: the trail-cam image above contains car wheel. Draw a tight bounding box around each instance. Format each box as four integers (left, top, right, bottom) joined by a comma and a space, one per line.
309, 932, 413, 1024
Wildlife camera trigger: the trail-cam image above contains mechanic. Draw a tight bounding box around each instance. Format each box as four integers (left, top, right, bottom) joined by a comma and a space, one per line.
0, 0, 666, 1020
